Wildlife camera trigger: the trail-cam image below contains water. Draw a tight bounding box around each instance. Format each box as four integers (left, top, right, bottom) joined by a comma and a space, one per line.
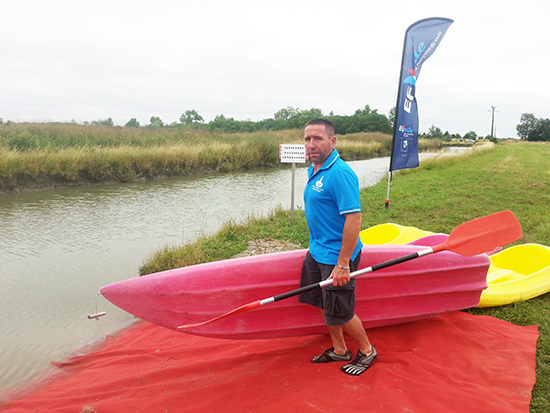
0, 151, 461, 391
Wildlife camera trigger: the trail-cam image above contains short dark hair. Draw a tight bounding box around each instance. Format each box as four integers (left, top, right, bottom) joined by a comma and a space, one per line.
305, 118, 335, 136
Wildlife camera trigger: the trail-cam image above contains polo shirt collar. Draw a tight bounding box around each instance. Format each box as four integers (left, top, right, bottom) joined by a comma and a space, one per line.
310, 149, 339, 176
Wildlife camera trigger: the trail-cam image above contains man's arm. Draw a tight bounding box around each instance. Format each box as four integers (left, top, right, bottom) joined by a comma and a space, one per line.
331, 212, 362, 286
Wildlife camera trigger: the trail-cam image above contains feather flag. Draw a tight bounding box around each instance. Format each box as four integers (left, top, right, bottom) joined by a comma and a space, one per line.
386, 17, 453, 207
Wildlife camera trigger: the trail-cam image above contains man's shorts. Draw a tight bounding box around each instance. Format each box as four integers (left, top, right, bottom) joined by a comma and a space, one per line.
297, 251, 361, 326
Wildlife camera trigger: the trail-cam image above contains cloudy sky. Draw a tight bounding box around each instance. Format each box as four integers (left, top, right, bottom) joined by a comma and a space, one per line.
1, 0, 548, 138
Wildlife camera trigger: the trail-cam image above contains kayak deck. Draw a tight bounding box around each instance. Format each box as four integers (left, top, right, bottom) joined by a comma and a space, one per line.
477, 243, 550, 307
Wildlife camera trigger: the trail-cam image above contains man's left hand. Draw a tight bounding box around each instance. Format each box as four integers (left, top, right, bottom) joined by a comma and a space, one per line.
330, 266, 351, 286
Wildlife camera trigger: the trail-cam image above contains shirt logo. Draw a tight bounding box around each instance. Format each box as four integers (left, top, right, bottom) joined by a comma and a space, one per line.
313, 176, 324, 192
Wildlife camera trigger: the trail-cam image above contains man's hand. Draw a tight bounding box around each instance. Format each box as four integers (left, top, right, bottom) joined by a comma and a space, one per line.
329, 266, 351, 286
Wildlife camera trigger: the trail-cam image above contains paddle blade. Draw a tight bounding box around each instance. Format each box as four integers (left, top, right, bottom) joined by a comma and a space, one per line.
433, 210, 522, 256
177, 300, 262, 330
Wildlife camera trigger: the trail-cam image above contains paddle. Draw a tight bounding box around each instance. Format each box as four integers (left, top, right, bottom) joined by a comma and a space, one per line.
178, 210, 522, 330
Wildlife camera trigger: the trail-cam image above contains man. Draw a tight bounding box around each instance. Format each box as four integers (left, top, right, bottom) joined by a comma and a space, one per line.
298, 118, 376, 376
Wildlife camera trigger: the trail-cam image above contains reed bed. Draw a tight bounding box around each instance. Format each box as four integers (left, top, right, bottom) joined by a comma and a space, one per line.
0, 124, 399, 191
0, 123, 304, 150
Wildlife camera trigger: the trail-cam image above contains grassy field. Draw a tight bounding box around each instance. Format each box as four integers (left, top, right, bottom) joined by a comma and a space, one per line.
140, 140, 550, 411
0, 123, 444, 192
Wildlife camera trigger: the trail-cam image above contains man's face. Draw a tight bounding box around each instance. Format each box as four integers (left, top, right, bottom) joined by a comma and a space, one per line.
304, 124, 336, 168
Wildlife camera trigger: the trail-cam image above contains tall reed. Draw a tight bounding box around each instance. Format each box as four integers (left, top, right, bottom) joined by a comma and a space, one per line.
0, 125, 400, 191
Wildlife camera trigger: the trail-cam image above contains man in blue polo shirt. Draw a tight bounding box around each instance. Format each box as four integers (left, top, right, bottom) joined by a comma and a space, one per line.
298, 118, 377, 376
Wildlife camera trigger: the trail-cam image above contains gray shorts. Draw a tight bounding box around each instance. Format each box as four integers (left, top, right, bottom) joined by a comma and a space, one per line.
298, 252, 361, 326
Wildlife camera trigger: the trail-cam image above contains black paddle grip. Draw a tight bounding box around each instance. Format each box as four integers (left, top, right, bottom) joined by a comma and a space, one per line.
369, 252, 421, 272
272, 251, 422, 303
272, 282, 321, 302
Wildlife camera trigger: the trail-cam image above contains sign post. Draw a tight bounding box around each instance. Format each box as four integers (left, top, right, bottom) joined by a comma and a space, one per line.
279, 144, 307, 224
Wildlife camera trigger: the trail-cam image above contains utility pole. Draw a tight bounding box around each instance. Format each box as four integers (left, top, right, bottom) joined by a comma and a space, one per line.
490, 106, 497, 138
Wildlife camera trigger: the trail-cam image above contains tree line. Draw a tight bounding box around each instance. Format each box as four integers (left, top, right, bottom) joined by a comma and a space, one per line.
421, 125, 479, 142
88, 106, 493, 141
3, 108, 547, 141
420, 112, 550, 143
83, 105, 395, 135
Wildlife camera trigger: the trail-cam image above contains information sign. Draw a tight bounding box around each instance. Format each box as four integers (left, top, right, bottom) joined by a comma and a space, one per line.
279, 144, 306, 163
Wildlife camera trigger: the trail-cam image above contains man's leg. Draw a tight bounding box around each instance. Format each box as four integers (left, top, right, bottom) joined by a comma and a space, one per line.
320, 310, 372, 356
319, 308, 348, 355
341, 314, 372, 355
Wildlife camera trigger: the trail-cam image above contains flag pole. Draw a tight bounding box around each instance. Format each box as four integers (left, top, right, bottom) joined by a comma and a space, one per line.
385, 171, 392, 208
386, 23, 409, 209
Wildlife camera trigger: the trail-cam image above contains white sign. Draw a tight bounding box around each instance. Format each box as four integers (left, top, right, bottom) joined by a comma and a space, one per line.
279, 144, 307, 163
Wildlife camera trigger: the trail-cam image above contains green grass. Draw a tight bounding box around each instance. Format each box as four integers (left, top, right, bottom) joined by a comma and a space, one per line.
139, 209, 311, 274
362, 142, 550, 243
140, 140, 550, 411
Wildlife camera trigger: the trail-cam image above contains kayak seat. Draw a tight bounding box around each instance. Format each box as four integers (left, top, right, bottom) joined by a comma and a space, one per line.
486, 268, 524, 284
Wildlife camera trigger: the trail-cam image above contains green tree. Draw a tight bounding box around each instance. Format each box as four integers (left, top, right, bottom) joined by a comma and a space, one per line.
296, 108, 323, 127
208, 114, 243, 133
426, 125, 443, 139
274, 106, 300, 121
527, 118, 550, 141
517, 113, 538, 140
271, 107, 324, 130
388, 107, 396, 130
125, 118, 140, 128
517, 113, 550, 141
91, 117, 114, 127
326, 105, 391, 134
463, 131, 477, 141
149, 116, 164, 128
331, 105, 391, 134
180, 110, 204, 126
201, 104, 395, 134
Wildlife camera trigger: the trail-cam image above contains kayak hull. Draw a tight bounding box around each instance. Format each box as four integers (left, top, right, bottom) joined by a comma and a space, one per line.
100, 245, 490, 339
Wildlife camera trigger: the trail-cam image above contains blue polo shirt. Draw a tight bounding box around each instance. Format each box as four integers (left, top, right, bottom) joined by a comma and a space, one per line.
304, 149, 363, 265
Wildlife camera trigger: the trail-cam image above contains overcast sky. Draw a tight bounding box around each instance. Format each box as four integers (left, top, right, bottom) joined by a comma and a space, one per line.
1, 0, 548, 138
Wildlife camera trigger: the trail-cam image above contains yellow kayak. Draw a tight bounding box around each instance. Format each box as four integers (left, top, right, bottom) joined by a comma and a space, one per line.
361, 223, 550, 307
477, 244, 550, 307
360, 223, 436, 245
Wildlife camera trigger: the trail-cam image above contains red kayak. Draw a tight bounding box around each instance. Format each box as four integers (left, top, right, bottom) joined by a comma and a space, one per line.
100, 244, 490, 339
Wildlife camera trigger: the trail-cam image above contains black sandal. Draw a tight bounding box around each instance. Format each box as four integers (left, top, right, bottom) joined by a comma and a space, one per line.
341, 345, 377, 375
311, 347, 352, 363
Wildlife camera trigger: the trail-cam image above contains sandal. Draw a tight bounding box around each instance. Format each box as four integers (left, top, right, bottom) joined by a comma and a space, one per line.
341, 345, 377, 375
311, 347, 351, 363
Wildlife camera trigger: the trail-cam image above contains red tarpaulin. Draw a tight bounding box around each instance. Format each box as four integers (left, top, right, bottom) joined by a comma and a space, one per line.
1, 312, 538, 413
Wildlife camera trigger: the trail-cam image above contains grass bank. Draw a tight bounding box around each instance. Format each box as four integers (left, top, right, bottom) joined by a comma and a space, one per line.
0, 123, 443, 192
141, 141, 550, 412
